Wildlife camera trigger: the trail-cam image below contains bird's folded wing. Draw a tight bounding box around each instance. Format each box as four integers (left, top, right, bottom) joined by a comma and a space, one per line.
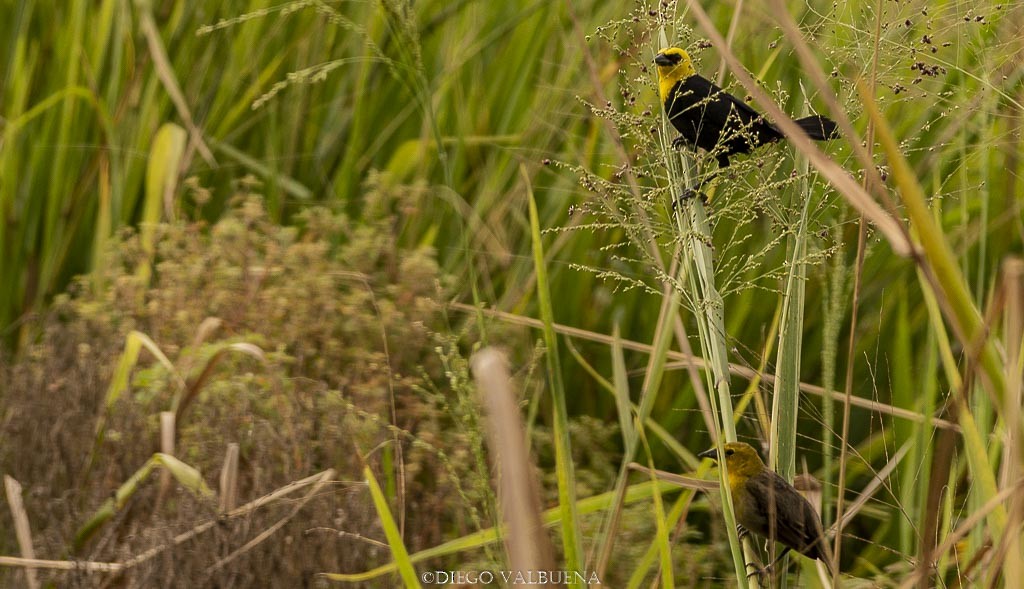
748, 471, 816, 552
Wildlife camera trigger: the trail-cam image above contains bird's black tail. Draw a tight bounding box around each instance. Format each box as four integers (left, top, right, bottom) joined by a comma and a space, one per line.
794, 115, 839, 141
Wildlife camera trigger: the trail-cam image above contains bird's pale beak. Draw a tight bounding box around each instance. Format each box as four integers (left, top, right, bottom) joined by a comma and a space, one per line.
698, 448, 718, 461
654, 53, 673, 66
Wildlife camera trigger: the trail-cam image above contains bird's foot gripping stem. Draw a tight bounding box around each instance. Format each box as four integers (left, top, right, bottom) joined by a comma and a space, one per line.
746, 563, 772, 581
670, 168, 718, 211
745, 546, 793, 580
671, 187, 709, 211
735, 525, 750, 543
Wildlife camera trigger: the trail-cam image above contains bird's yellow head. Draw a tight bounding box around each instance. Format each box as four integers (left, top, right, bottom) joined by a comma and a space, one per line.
654, 47, 696, 103
698, 442, 765, 480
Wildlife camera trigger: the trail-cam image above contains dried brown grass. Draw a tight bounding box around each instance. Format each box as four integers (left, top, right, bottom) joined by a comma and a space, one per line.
0, 187, 487, 588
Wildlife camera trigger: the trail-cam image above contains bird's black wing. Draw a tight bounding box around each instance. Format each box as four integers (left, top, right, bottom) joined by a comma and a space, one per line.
667, 74, 783, 161
666, 75, 731, 152
692, 74, 764, 120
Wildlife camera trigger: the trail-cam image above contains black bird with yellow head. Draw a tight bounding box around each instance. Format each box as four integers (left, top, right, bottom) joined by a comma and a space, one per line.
655, 47, 838, 168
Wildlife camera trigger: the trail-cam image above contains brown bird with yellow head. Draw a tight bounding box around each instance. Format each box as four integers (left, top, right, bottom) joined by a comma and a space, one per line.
699, 442, 834, 576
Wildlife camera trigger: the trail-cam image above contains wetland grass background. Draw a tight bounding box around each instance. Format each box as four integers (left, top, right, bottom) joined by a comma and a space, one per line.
1, 0, 1022, 586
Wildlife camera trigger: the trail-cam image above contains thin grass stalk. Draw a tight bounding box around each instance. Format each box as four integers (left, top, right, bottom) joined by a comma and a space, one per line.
639, 430, 674, 588
219, 443, 240, 514
136, 0, 214, 165
669, 290, 721, 444
611, 324, 637, 445
763, 0, 890, 212
953, 404, 1005, 574
381, 0, 451, 189
715, 0, 745, 87
472, 348, 556, 580
527, 184, 583, 581
0, 557, 122, 573
893, 297, 919, 556
91, 159, 112, 297
207, 472, 336, 573
835, 220, 866, 581
966, 88, 996, 566
208, 139, 312, 200
819, 249, 847, 530
912, 322, 939, 558
157, 411, 175, 503
3, 476, 40, 589
1000, 259, 1024, 579
938, 451, 958, 583
336, 6, 386, 198
587, 329, 638, 574
589, 319, 648, 577
626, 464, 718, 492
578, 297, 760, 586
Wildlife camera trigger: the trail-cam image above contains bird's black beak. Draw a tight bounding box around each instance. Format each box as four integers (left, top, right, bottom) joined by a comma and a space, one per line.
654, 53, 674, 67
698, 448, 718, 461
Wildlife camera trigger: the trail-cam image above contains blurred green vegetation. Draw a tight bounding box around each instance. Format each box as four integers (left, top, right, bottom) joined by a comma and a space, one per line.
1, 0, 1022, 586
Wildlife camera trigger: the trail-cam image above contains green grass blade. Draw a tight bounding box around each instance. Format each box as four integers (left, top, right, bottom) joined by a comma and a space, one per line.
611, 323, 636, 445
73, 453, 212, 552
137, 123, 186, 286
640, 429, 674, 588
210, 139, 312, 200
526, 174, 582, 580
768, 110, 812, 481
362, 465, 422, 588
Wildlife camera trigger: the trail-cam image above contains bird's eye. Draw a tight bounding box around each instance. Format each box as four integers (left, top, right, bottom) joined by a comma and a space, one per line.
725, 449, 734, 456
